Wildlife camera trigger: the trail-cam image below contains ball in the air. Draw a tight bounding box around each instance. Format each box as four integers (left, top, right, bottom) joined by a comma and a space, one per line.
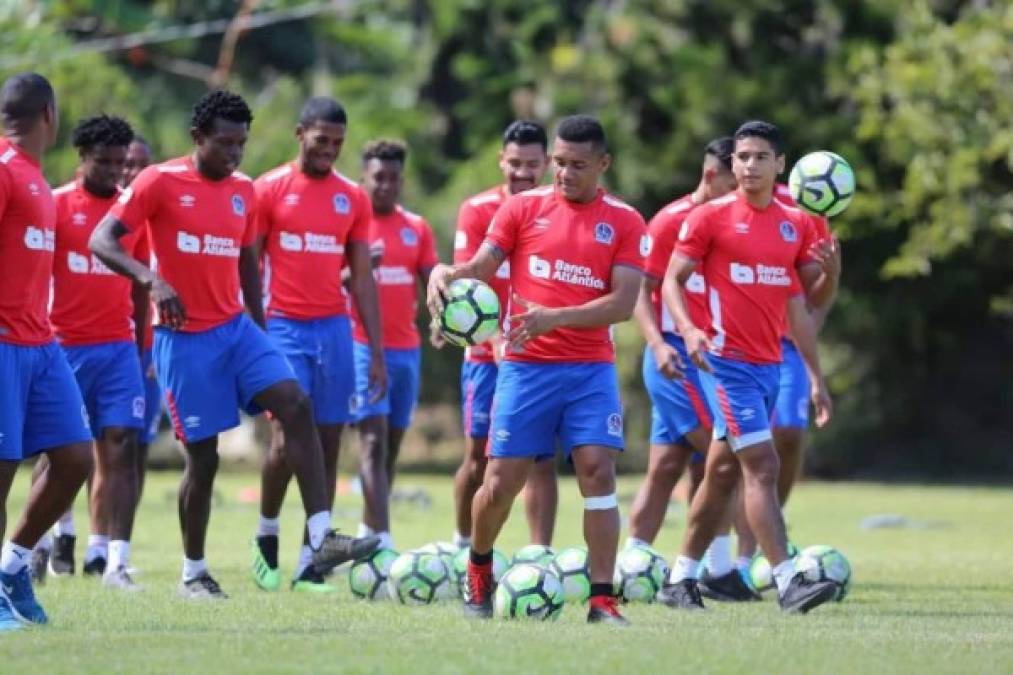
512, 544, 555, 567
386, 550, 450, 605
493, 563, 564, 620
613, 545, 668, 602
788, 150, 855, 217
549, 546, 591, 603
795, 544, 852, 601
349, 547, 399, 600
439, 278, 500, 347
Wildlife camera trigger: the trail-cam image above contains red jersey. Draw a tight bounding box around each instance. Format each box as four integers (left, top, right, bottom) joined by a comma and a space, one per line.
0, 139, 56, 346
454, 185, 511, 362
675, 190, 818, 364
255, 162, 371, 319
485, 186, 647, 363
51, 180, 145, 346
353, 205, 438, 349
107, 156, 258, 333
644, 194, 709, 334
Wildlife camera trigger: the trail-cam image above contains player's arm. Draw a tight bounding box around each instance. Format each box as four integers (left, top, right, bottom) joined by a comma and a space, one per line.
807, 236, 842, 332
91, 216, 186, 329
348, 239, 388, 402
425, 242, 505, 318
634, 275, 684, 379
130, 233, 151, 356
786, 294, 832, 427
505, 264, 641, 350
238, 245, 266, 329
661, 253, 712, 372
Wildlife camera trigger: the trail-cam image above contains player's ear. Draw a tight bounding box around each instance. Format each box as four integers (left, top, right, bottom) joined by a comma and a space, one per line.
295, 124, 304, 141
599, 152, 612, 173
189, 126, 202, 145
775, 153, 786, 175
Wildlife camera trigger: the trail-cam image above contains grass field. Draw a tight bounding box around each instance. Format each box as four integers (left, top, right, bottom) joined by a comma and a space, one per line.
3, 469, 1013, 674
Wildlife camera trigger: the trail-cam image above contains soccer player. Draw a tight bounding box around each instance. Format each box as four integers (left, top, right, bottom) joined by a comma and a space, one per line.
89, 90, 379, 599
428, 115, 647, 625
451, 120, 558, 548
656, 120, 839, 613
625, 137, 737, 549
251, 97, 386, 593
0, 72, 94, 630
353, 140, 438, 548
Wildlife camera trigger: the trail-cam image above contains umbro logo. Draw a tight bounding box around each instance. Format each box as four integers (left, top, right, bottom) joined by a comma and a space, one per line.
72, 213, 87, 226
27, 182, 40, 196
735, 222, 749, 234
283, 193, 299, 206
2, 582, 13, 595
533, 218, 550, 229
184, 415, 201, 428
179, 194, 196, 208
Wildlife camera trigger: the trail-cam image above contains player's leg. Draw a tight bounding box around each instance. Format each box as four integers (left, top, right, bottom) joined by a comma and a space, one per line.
136, 346, 162, 504
357, 414, 390, 538
290, 421, 344, 593
382, 347, 421, 491
93, 427, 141, 589
452, 360, 496, 546
253, 419, 289, 590
772, 339, 810, 504
627, 442, 690, 547
453, 434, 487, 547
523, 458, 557, 546
176, 435, 225, 598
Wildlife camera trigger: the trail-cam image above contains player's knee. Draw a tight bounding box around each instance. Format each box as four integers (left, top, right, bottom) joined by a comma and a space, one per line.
742, 451, 780, 489
55, 442, 94, 483
650, 449, 685, 482
185, 449, 219, 481
482, 472, 523, 507
270, 385, 314, 430
579, 457, 615, 496
706, 454, 741, 492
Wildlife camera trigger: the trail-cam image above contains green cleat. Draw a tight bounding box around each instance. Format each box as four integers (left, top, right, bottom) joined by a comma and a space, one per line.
291, 567, 338, 594
251, 536, 281, 592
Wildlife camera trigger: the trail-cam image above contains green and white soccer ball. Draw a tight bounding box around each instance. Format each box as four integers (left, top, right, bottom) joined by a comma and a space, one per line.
451, 547, 509, 596
349, 547, 400, 600
493, 563, 564, 621
613, 545, 669, 602
788, 150, 855, 217
439, 278, 500, 347
749, 541, 801, 593
415, 542, 460, 596
795, 544, 852, 601
512, 544, 555, 567
386, 551, 451, 605
549, 546, 591, 603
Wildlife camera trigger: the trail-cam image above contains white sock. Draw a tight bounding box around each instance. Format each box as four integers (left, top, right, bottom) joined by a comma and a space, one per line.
257, 516, 280, 537
108, 540, 130, 571
376, 531, 393, 549
55, 511, 76, 537
306, 511, 331, 550
625, 536, 649, 550
0, 541, 32, 574
182, 557, 207, 582
773, 558, 797, 594
667, 555, 700, 584
736, 555, 752, 575
704, 535, 733, 576
35, 533, 53, 553
294, 545, 314, 579
356, 522, 374, 538
452, 532, 471, 548
85, 535, 109, 563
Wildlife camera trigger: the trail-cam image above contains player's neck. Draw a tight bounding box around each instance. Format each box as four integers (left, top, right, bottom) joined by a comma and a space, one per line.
81, 176, 116, 199
739, 186, 773, 209
372, 202, 396, 216
3, 130, 45, 163
691, 182, 708, 204
563, 185, 600, 205
190, 151, 230, 181
296, 156, 330, 180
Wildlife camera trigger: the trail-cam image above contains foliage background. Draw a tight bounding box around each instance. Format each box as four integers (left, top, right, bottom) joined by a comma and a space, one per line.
3, 0, 1009, 478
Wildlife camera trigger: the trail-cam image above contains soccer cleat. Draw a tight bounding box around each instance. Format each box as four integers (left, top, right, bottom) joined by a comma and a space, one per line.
462, 561, 494, 619
49, 534, 75, 576
82, 556, 107, 577
699, 569, 763, 602
311, 530, 381, 575
251, 536, 281, 592
178, 573, 228, 600
778, 572, 838, 614
0, 592, 21, 632
30, 547, 49, 585
587, 595, 629, 626
290, 567, 338, 594
0, 567, 48, 624
656, 578, 706, 610
102, 566, 142, 592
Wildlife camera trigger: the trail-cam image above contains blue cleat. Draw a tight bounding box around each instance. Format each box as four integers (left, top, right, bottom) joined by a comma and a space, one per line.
0, 592, 23, 632
1, 568, 47, 625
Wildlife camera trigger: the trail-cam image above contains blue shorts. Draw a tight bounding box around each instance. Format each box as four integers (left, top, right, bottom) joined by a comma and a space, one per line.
353, 343, 420, 430
698, 354, 780, 452
488, 361, 624, 460
63, 341, 145, 439
461, 361, 498, 438
0, 341, 91, 460
268, 315, 355, 425
772, 339, 810, 429
642, 334, 714, 446
154, 314, 296, 444
140, 348, 163, 444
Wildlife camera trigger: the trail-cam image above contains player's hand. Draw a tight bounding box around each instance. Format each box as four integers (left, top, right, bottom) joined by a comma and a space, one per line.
367, 349, 388, 404
811, 377, 833, 427
650, 340, 686, 380
428, 320, 446, 350
150, 277, 186, 330
426, 263, 456, 318
811, 236, 841, 281
505, 294, 559, 351
683, 327, 714, 372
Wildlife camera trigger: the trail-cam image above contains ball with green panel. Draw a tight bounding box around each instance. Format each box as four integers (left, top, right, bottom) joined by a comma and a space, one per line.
438, 278, 500, 347
788, 150, 855, 217
493, 563, 565, 621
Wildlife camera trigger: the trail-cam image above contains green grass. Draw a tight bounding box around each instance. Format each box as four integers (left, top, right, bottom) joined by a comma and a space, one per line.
4, 471, 1013, 674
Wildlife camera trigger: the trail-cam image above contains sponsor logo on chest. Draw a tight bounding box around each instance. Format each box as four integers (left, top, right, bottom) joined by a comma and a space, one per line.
375, 265, 414, 285
23, 226, 54, 252
279, 231, 344, 254
67, 251, 115, 275
177, 231, 240, 257
729, 262, 790, 286
528, 254, 606, 290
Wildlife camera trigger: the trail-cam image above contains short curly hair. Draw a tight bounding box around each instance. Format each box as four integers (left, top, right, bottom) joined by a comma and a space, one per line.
70, 114, 134, 152
191, 90, 253, 135
361, 139, 406, 165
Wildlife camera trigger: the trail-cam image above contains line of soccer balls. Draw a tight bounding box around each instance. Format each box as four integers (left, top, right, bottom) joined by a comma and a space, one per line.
347, 541, 852, 620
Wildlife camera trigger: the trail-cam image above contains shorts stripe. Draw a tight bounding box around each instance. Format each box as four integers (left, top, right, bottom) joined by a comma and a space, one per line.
683, 378, 712, 429
164, 390, 186, 443
715, 385, 741, 438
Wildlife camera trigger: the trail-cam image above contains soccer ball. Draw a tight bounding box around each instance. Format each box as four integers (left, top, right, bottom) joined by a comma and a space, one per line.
451, 547, 509, 595
512, 544, 555, 567
613, 545, 669, 602
549, 546, 591, 603
493, 564, 564, 620
438, 278, 500, 347
748, 541, 801, 593
788, 151, 856, 217
386, 551, 451, 605
349, 547, 399, 600
414, 542, 460, 598
795, 544, 852, 601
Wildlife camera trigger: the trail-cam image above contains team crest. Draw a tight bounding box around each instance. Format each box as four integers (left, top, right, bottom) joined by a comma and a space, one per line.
333, 193, 350, 214
594, 222, 615, 245
606, 413, 623, 437
231, 194, 246, 216
779, 221, 797, 243
400, 227, 418, 246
